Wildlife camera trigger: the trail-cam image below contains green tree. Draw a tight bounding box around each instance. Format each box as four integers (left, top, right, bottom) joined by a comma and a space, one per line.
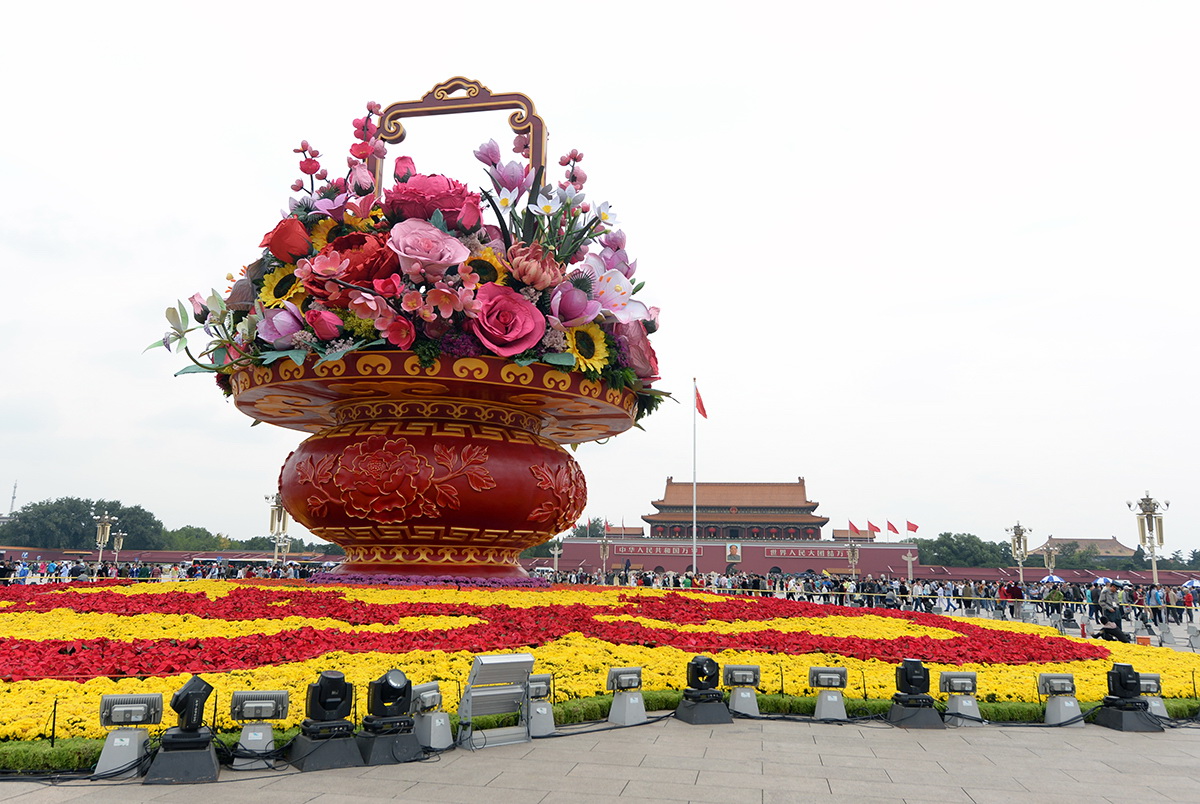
914, 532, 1012, 567
0, 497, 165, 550
570, 517, 604, 539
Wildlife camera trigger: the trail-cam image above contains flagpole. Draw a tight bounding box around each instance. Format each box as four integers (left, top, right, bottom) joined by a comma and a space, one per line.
692, 377, 698, 576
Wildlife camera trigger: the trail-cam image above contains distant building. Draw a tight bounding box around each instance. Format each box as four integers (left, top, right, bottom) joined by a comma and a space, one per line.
829, 528, 877, 543
1029, 536, 1136, 558
642, 477, 830, 541
603, 525, 645, 538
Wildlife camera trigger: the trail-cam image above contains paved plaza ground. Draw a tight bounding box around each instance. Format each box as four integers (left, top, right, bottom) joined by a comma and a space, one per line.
2, 712, 1199, 804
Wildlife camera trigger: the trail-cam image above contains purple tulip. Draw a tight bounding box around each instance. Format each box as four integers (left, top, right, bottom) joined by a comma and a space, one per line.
549, 281, 602, 329
258, 302, 305, 349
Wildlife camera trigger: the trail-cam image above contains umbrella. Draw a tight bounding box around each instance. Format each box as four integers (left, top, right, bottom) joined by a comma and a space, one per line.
1040, 575, 1064, 583
1093, 577, 1113, 585
1183, 579, 1200, 588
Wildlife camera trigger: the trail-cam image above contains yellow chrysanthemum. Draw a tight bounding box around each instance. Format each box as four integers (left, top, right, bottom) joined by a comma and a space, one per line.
258, 264, 307, 308
310, 218, 337, 251
343, 212, 373, 232
566, 323, 610, 373
466, 247, 509, 286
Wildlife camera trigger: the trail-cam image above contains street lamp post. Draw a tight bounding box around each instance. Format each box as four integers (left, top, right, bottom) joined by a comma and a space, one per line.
112, 531, 126, 565
549, 543, 562, 577
1043, 541, 1058, 576
1128, 491, 1169, 585
1006, 521, 1030, 585
93, 511, 118, 566
846, 543, 860, 577
598, 534, 611, 583
266, 493, 291, 563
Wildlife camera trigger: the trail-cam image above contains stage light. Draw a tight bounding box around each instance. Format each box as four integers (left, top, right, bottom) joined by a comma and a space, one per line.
1137, 672, 1169, 718
1037, 673, 1082, 728
96, 694, 162, 779
229, 691, 289, 770
723, 664, 760, 717
1106, 663, 1141, 699
358, 669, 421, 765
1095, 663, 1163, 732
607, 667, 646, 726
458, 653, 536, 749
808, 666, 848, 721
675, 655, 732, 725
886, 660, 944, 729
938, 672, 981, 728
410, 681, 453, 750
526, 673, 555, 737
289, 670, 363, 772
143, 676, 220, 784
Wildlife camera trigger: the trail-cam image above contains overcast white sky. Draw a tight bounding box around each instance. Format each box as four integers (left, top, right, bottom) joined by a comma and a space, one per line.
2, 2, 1197, 555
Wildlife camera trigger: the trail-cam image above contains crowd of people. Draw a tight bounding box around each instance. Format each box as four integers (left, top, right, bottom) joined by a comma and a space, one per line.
0, 558, 320, 584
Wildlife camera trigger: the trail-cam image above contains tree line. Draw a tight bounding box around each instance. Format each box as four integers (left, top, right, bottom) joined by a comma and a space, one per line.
914, 531, 1200, 572
0, 497, 341, 555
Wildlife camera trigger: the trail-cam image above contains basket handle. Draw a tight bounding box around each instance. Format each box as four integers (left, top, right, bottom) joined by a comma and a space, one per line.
376, 77, 548, 175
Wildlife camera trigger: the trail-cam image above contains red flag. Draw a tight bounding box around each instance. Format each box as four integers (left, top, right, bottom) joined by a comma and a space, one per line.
906, 521, 918, 533
867, 521, 881, 533
848, 521, 860, 535
887, 521, 899, 534
694, 386, 708, 419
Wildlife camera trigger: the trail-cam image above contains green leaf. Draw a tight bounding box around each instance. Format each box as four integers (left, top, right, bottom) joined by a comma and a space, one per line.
632, 281, 645, 295
174, 364, 216, 376
429, 209, 448, 232
260, 349, 308, 366
514, 355, 537, 366
542, 352, 577, 367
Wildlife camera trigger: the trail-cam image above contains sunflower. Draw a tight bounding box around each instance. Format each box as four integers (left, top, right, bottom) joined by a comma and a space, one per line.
310, 218, 338, 251
465, 247, 509, 286
565, 323, 610, 373
258, 264, 307, 308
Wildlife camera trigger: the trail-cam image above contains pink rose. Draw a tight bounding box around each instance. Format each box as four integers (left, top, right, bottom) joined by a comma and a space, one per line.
382, 173, 482, 230
614, 320, 659, 384
387, 219, 470, 283
467, 284, 546, 357
305, 309, 343, 341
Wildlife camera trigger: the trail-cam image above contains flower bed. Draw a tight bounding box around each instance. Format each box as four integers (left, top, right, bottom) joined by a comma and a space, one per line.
0, 580, 1193, 740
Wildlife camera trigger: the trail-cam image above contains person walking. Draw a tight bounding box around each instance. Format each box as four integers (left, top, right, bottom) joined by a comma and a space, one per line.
1099, 582, 1121, 628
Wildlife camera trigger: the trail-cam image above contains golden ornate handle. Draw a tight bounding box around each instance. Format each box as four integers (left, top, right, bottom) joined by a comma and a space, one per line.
377, 77, 548, 174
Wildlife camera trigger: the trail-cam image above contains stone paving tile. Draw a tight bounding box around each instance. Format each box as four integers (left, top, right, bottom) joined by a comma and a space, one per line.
762, 793, 899, 804
966, 789, 1097, 804
356, 759, 507, 785
1145, 786, 1200, 802
0, 784, 173, 804
486, 771, 628, 796
391, 782, 545, 803
887, 768, 1025, 791
619, 779, 762, 803
538, 794, 627, 804
705, 764, 890, 785
827, 779, 972, 802
566, 762, 697, 784
261, 773, 414, 798
639, 754, 763, 773
520, 748, 646, 766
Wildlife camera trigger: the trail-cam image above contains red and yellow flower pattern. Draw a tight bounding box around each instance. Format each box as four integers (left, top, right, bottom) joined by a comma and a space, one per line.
0, 580, 1192, 740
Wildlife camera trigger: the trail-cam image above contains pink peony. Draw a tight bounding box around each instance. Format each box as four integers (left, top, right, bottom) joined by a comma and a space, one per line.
614, 320, 660, 384
387, 219, 470, 283
382, 172, 482, 230
467, 284, 546, 357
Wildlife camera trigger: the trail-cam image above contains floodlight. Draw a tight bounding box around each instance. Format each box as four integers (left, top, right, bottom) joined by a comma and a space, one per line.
458, 652, 536, 749
528, 673, 552, 700
607, 666, 646, 726
606, 667, 642, 691
938, 672, 977, 695
100, 694, 163, 727
887, 660, 944, 729
723, 665, 760, 687
938, 673, 982, 728
409, 682, 452, 751
808, 667, 848, 689
1037, 673, 1075, 696
686, 656, 721, 690
95, 695, 162, 779
1038, 673, 1083, 728
1106, 663, 1141, 699
1095, 663, 1163, 732
230, 690, 289, 721
229, 691, 289, 771
675, 656, 732, 725
143, 676, 220, 784
290, 670, 363, 772
1139, 673, 1162, 696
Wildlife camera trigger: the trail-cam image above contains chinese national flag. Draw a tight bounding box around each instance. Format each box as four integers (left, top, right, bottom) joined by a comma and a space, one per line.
848, 521, 860, 535
867, 521, 881, 533
694, 386, 708, 419
906, 521, 919, 533
887, 521, 899, 534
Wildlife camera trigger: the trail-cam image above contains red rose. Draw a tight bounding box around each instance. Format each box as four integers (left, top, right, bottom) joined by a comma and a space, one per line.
259, 218, 312, 263
302, 232, 399, 307
467, 284, 546, 357
382, 173, 482, 230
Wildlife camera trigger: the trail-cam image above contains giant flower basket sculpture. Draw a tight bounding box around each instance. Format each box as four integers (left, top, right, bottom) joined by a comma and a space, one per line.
158, 79, 664, 578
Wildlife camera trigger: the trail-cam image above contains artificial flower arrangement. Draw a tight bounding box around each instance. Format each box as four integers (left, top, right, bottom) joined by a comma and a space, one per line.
157, 102, 664, 421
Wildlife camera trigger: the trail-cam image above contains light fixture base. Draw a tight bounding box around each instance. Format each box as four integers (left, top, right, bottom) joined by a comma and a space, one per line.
944, 695, 983, 727
1044, 696, 1084, 727
1094, 699, 1162, 732
728, 687, 759, 717
887, 696, 945, 729
414, 711, 454, 750
95, 727, 150, 780
675, 689, 732, 725
356, 730, 424, 764
231, 723, 278, 770
287, 732, 364, 772
609, 691, 647, 726
142, 732, 220, 785
813, 690, 848, 721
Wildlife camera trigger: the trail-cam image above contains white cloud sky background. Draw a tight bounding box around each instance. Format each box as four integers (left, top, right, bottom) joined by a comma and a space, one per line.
1, 2, 1197, 555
